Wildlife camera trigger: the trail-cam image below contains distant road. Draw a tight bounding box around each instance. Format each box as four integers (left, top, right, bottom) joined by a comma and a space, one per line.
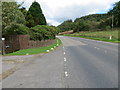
2, 36, 118, 88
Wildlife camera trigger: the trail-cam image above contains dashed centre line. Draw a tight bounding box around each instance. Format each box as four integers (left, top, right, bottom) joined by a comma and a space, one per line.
94, 46, 108, 53
97, 48, 100, 50
64, 57, 67, 62
94, 47, 100, 50
65, 72, 68, 77
63, 46, 69, 78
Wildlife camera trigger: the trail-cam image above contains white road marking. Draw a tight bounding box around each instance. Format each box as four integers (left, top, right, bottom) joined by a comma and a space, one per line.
97, 48, 100, 50
64, 52, 66, 55
65, 72, 68, 77
46, 50, 50, 52
26, 53, 29, 55
51, 48, 54, 50
63, 46, 65, 49
64, 57, 66, 62
94, 47, 100, 50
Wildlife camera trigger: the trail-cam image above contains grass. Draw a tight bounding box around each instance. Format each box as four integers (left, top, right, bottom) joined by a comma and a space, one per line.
64, 29, 120, 43
5, 38, 62, 56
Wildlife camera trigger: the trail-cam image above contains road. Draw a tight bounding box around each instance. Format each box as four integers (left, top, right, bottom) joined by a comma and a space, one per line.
2, 36, 118, 88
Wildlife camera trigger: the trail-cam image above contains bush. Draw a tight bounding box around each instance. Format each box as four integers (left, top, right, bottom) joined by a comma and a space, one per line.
30, 25, 57, 41
4, 22, 29, 35
105, 26, 111, 30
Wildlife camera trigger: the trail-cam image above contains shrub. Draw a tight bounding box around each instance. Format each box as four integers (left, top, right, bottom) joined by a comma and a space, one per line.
105, 26, 111, 30
30, 25, 57, 41
4, 22, 29, 35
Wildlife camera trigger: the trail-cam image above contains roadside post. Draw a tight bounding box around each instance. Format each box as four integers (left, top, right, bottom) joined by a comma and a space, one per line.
110, 14, 114, 40
2, 38, 5, 55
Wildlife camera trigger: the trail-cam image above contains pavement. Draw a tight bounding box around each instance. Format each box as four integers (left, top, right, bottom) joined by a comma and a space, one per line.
1, 36, 118, 88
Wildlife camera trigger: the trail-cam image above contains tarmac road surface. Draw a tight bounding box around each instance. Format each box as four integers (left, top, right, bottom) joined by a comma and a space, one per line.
2, 36, 118, 88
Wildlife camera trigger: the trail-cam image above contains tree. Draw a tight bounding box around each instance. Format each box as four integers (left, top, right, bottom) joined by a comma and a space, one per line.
26, 1, 47, 27
2, 2, 28, 36
57, 19, 73, 32
26, 11, 35, 28
19, 7, 27, 17
73, 19, 90, 32
109, 1, 120, 27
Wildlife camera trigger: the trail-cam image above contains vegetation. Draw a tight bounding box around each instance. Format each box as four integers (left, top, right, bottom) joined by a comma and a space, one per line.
2, 2, 28, 36
19, 7, 27, 17
29, 25, 57, 41
57, 20, 74, 32
5, 38, 62, 56
26, 1, 47, 28
58, 1, 120, 43
2, 1, 57, 41
64, 29, 119, 43
4, 22, 29, 35
57, 14, 110, 32
57, 1, 120, 33
109, 1, 120, 27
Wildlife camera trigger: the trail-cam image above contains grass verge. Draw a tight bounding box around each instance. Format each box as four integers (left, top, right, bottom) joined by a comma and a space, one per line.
64, 35, 120, 43
64, 30, 120, 43
5, 38, 62, 56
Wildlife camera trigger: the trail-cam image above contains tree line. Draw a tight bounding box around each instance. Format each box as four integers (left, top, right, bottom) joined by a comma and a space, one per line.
57, 1, 120, 33
2, 1, 57, 40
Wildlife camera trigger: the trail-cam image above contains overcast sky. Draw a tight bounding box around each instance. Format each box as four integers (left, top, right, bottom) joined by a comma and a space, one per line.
17, 0, 119, 26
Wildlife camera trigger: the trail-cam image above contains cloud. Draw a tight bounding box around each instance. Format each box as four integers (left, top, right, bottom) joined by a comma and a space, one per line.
18, 0, 119, 26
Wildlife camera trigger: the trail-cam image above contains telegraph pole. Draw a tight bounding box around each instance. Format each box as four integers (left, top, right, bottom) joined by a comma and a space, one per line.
112, 15, 114, 31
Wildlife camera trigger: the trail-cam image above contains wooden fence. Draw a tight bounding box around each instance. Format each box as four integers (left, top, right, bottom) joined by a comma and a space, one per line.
2, 35, 55, 54
28, 40, 55, 49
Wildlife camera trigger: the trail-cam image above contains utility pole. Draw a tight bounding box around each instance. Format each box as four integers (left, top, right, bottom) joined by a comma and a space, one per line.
112, 15, 114, 31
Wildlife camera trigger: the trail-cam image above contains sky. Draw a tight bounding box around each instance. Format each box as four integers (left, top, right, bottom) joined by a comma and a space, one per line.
17, 0, 120, 26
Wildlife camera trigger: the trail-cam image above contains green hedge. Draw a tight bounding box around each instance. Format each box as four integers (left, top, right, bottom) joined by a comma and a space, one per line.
30, 25, 57, 41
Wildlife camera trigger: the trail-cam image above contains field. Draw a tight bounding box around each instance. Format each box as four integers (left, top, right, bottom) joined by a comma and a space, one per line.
64, 29, 120, 43
5, 38, 62, 56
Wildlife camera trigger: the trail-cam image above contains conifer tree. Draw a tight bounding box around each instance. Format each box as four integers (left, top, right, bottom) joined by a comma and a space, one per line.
26, 1, 47, 27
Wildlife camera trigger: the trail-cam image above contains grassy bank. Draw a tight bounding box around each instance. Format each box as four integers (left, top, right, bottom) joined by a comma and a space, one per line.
64, 29, 120, 43
5, 38, 62, 56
